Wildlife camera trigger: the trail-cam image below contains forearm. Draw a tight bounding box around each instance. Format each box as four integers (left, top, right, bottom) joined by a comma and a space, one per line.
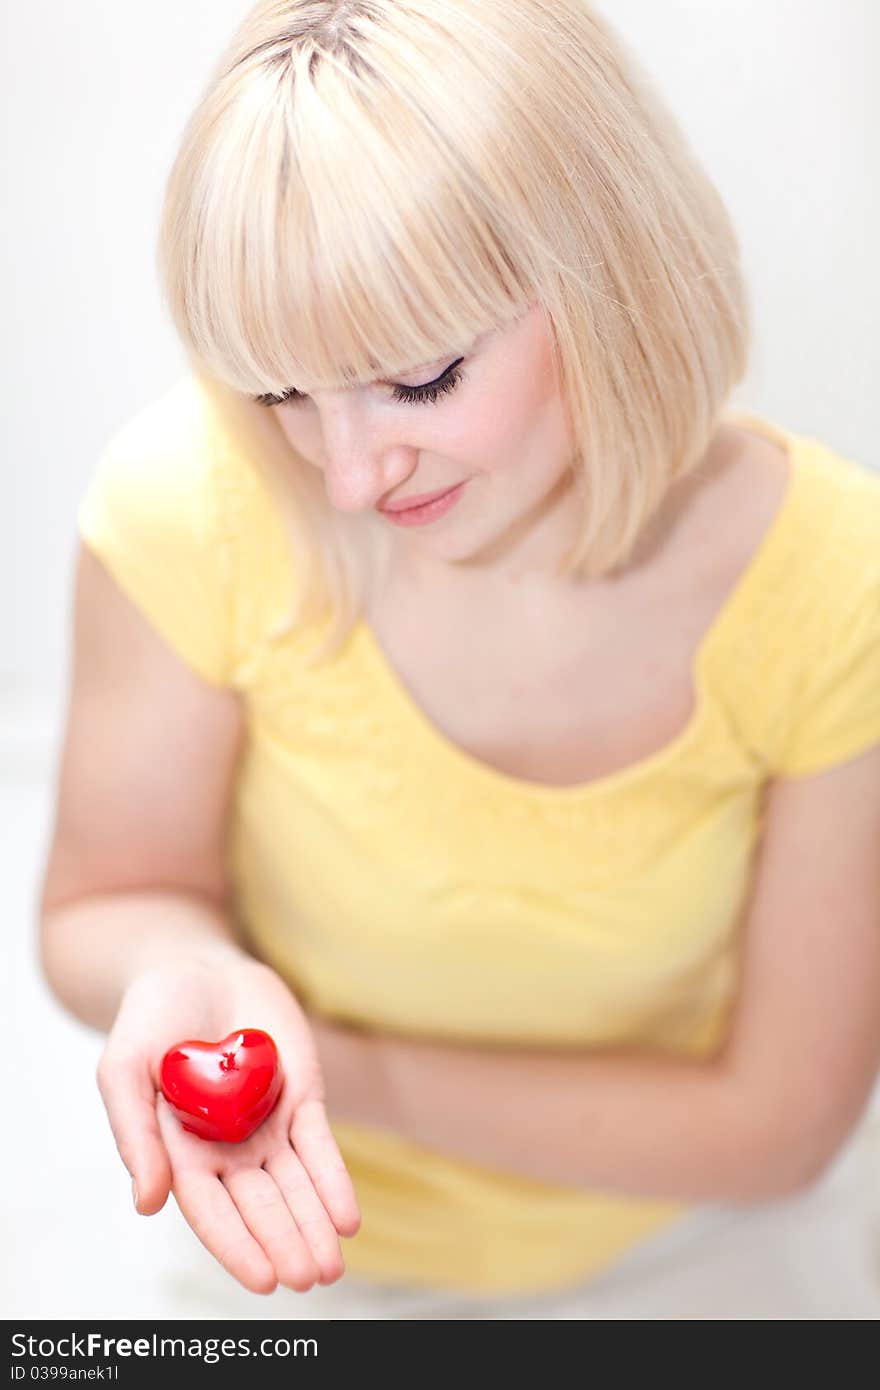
39, 889, 249, 1033
372, 1032, 789, 1203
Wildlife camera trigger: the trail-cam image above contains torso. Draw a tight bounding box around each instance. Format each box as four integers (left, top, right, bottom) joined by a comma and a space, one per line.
361, 422, 792, 788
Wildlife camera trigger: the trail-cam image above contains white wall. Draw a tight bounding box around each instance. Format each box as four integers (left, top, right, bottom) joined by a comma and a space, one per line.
3, 0, 880, 1324
3, 0, 878, 752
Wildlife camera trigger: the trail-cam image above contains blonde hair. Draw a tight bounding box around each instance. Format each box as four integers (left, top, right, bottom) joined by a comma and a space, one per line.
157, 0, 750, 666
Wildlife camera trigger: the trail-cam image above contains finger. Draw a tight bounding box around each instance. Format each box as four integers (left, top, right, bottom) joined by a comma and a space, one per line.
173, 1169, 278, 1296
263, 1148, 346, 1285
222, 1168, 323, 1293
289, 1099, 362, 1237
95, 1049, 171, 1215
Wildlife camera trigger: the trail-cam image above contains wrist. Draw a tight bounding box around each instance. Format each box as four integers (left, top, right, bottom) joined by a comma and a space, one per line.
40, 889, 257, 1035
123, 938, 255, 996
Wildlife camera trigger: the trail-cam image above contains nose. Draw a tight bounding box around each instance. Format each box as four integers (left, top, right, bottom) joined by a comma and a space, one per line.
313, 392, 416, 514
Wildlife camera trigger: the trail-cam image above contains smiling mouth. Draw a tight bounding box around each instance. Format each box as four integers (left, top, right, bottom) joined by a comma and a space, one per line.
378, 484, 462, 513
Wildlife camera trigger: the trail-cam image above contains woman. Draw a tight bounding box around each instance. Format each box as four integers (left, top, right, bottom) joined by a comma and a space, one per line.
39, 0, 880, 1316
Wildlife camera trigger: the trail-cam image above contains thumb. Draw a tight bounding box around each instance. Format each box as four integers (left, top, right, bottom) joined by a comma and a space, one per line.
96, 1049, 172, 1216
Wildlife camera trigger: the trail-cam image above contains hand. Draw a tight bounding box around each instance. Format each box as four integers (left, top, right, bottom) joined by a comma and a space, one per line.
96, 954, 361, 1295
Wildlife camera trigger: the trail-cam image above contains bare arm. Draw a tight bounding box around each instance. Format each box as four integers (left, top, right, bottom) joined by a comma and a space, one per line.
35, 543, 362, 1294
315, 1019, 783, 1202
39, 889, 250, 1034
38, 539, 252, 1035
387, 1038, 761, 1199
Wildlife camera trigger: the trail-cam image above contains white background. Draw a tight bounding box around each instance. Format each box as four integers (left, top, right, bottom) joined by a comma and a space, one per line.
2, 2, 879, 1319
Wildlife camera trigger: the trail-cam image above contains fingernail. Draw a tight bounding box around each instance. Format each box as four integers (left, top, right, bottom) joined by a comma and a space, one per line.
132, 1178, 139, 1210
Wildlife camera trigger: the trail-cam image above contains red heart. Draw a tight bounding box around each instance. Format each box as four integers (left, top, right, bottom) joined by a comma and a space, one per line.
159, 1029, 283, 1143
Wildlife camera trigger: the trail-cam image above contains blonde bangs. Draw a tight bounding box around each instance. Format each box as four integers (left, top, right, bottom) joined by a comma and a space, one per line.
159, 8, 535, 400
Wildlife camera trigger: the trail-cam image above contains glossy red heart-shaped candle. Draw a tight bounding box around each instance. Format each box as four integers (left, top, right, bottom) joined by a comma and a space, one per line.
159, 1028, 283, 1143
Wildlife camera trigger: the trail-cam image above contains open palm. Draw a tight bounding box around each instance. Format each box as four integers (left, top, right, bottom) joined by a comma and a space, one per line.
97, 955, 361, 1295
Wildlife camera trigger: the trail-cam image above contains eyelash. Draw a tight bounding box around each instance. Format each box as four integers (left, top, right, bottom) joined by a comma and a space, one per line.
253, 359, 466, 409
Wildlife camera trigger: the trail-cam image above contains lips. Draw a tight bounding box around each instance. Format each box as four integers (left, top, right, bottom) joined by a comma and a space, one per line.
379, 484, 460, 513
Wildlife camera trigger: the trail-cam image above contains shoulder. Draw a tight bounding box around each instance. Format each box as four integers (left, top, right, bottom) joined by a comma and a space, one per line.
722, 413, 880, 539
665, 418, 793, 636
82, 375, 240, 547
98, 374, 216, 465
703, 415, 879, 600
705, 421, 793, 587
711, 417, 880, 778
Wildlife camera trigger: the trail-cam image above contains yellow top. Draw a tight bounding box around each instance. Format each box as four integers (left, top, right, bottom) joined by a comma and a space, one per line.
77, 375, 880, 1296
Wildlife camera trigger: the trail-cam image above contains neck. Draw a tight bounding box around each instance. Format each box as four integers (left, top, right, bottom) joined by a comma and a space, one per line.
364, 424, 738, 611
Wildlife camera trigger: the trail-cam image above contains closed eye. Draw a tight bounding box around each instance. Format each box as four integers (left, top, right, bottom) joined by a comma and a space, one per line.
253, 358, 466, 409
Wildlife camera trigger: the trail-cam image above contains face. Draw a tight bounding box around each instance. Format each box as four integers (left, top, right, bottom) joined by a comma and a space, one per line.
268, 300, 580, 587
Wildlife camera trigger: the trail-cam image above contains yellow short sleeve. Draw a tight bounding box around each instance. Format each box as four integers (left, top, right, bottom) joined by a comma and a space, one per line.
775, 466, 880, 778
76, 378, 237, 688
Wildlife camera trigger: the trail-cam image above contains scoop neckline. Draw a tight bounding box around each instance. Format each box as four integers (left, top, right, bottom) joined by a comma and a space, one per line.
352, 413, 807, 802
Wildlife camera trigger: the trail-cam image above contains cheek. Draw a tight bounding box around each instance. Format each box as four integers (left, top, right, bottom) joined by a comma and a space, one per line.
465, 359, 566, 478
272, 407, 323, 468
